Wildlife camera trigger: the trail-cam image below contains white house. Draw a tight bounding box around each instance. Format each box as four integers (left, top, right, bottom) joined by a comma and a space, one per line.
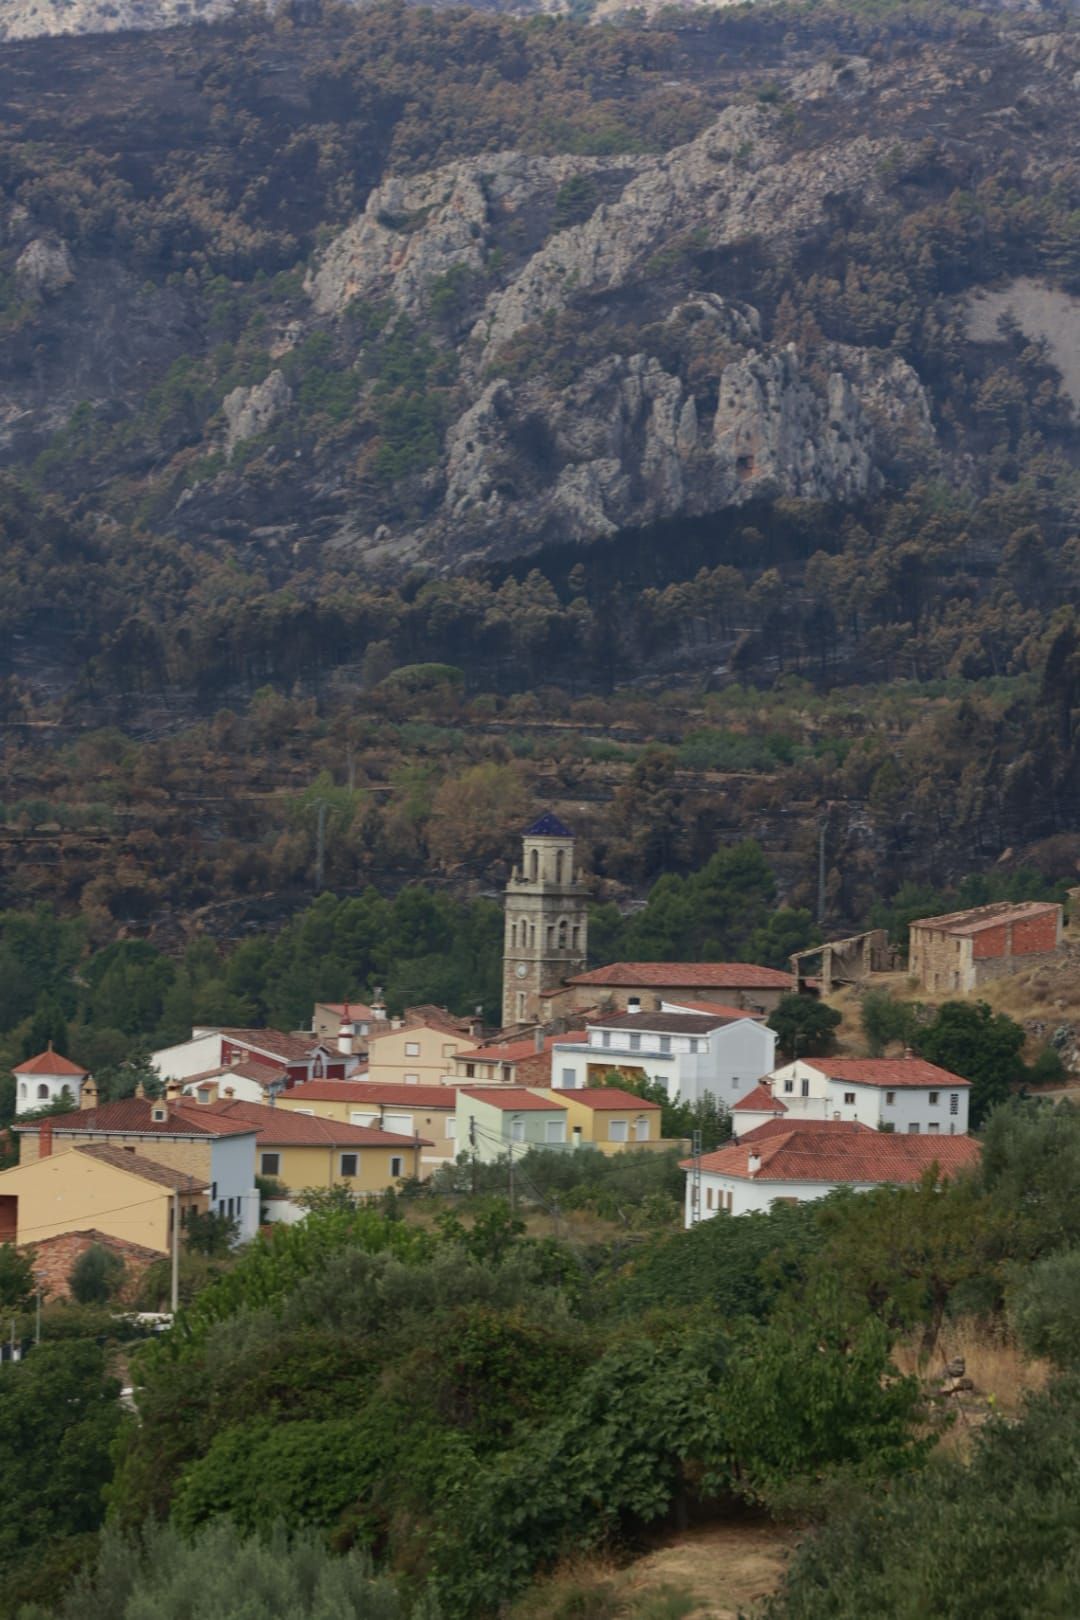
13, 1047, 89, 1116
682, 1119, 982, 1224
152, 1027, 353, 1088
764, 1056, 971, 1135
550, 1007, 776, 1107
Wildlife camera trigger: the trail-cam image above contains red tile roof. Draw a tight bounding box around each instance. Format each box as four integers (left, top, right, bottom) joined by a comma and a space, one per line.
458, 1032, 588, 1065
567, 962, 792, 989
13, 1099, 257, 1138
318, 1002, 375, 1020
662, 1000, 766, 1020
740, 1118, 871, 1142
220, 1029, 333, 1064
75, 1143, 208, 1193
732, 1083, 788, 1114
803, 1058, 970, 1090
911, 901, 1059, 937
179, 1098, 431, 1148
552, 1088, 661, 1111
682, 1126, 980, 1184
285, 1081, 455, 1110
14, 1049, 88, 1077
460, 1087, 567, 1112
185, 1060, 283, 1089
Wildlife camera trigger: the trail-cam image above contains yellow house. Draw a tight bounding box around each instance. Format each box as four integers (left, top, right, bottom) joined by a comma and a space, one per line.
195, 1097, 432, 1195
366, 1006, 479, 1086
277, 1081, 458, 1177
0, 1143, 207, 1253
541, 1088, 663, 1153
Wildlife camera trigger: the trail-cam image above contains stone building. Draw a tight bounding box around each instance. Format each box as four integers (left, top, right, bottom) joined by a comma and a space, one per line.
908, 901, 1063, 995
502, 815, 588, 1028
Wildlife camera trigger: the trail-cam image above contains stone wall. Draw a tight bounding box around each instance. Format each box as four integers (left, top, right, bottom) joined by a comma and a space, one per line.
23, 1228, 162, 1302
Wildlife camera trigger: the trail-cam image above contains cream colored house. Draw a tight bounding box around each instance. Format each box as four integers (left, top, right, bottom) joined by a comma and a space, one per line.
366, 1006, 479, 1087
277, 1081, 458, 1176
543, 1087, 663, 1153
0, 1142, 207, 1253
191, 1097, 431, 1196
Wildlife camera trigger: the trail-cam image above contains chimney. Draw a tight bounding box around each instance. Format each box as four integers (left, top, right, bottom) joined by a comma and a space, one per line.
223, 1085, 235, 1099
627, 997, 641, 1015
372, 988, 387, 1022
338, 1001, 353, 1057
747, 1151, 761, 1178
39, 1120, 53, 1159
534, 1026, 545, 1054
903, 1046, 914, 1060
165, 1077, 182, 1102
134, 1079, 146, 1100
80, 1075, 98, 1111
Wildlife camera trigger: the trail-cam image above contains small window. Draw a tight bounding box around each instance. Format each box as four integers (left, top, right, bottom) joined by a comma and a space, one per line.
629, 1033, 641, 1053
731, 1075, 740, 1090
404, 1074, 419, 1084
561, 1067, 575, 1087
545, 1119, 565, 1144
383, 1113, 412, 1135
908, 1123, 920, 1134
510, 1119, 526, 1143
885, 1090, 896, 1106
601, 1032, 611, 1048
340, 1153, 358, 1178
688, 1039, 700, 1054
466, 1063, 476, 1078
260, 1153, 280, 1177
446, 1118, 457, 1140
295, 1108, 314, 1116
949, 1093, 959, 1115
800, 1079, 810, 1097
609, 1120, 628, 1142
404, 1042, 420, 1057
843, 1092, 855, 1105
390, 1155, 403, 1177
929, 1091, 939, 1106
634, 1118, 649, 1141
927, 1122, 940, 1134
659, 1036, 672, 1054
350, 1111, 378, 1126
17, 1082, 25, 1099
783, 1079, 794, 1094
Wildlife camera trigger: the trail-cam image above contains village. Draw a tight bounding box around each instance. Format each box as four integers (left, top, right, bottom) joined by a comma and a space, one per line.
0, 814, 1068, 1307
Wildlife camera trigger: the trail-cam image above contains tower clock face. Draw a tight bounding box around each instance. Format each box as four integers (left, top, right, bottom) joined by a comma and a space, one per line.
515, 962, 528, 978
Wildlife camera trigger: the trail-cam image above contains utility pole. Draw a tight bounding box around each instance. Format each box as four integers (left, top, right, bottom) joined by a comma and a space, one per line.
469, 1115, 477, 1197
34, 1290, 41, 1346
817, 808, 828, 928
508, 1121, 517, 1214
170, 1191, 180, 1316
690, 1129, 702, 1226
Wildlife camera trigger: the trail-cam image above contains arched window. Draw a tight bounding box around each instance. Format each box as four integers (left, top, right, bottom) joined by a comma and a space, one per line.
37, 1083, 49, 1100
18, 1082, 26, 1100
530, 925, 536, 947
555, 849, 564, 883
529, 849, 539, 881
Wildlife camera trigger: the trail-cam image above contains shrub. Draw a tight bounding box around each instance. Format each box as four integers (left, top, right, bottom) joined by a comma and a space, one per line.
69, 1244, 125, 1306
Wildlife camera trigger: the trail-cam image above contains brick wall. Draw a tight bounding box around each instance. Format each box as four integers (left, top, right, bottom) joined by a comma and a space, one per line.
1010, 910, 1062, 955
24, 1229, 161, 1303
22, 1132, 214, 1181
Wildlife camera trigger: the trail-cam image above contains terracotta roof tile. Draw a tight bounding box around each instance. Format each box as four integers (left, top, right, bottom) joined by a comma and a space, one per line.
75, 1143, 208, 1193
219, 1028, 333, 1063
803, 1058, 970, 1090
284, 1081, 454, 1109
681, 1125, 980, 1184
459, 1031, 588, 1065
732, 1083, 788, 1114
13, 1049, 88, 1077
567, 962, 792, 989
179, 1098, 431, 1148
14, 1099, 257, 1138
911, 901, 1059, 937
460, 1087, 567, 1112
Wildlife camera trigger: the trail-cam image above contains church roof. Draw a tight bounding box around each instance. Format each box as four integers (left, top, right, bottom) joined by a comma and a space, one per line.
525, 812, 573, 838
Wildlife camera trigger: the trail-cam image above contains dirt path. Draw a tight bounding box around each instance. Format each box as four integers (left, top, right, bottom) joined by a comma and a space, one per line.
620, 1521, 800, 1619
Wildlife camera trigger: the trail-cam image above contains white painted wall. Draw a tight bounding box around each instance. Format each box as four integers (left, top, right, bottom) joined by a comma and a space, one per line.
768, 1060, 969, 1135
181, 1073, 267, 1105
151, 1033, 224, 1083
685, 1169, 882, 1225
14, 1072, 85, 1116
209, 1132, 259, 1241
553, 1018, 775, 1108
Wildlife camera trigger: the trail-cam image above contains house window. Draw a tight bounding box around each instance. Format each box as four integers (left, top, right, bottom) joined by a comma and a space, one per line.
260, 1153, 280, 1176
502, 1065, 512, 1082
390, 1155, 403, 1177
295, 1108, 314, 1116
17, 1083, 25, 1099
37, 1083, 50, 1100
659, 1036, 671, 1054
949, 1093, 959, 1115
601, 1032, 611, 1048
340, 1153, 358, 1178
446, 1118, 457, 1140
405, 1042, 420, 1057
843, 1092, 855, 1105
706, 1186, 714, 1210
927, 1123, 940, 1134
545, 1120, 565, 1144
885, 1091, 896, 1106
908, 1123, 920, 1134
609, 1120, 629, 1143
929, 1091, 939, 1106
635, 1118, 650, 1141
517, 992, 527, 1020
384, 1113, 412, 1135
404, 1074, 419, 1084
800, 1079, 810, 1097
731, 1075, 740, 1090
350, 1111, 378, 1125
688, 1039, 700, 1054
510, 1119, 526, 1143
629, 1033, 641, 1053
561, 1067, 575, 1087
466, 1063, 476, 1078
783, 1080, 794, 1094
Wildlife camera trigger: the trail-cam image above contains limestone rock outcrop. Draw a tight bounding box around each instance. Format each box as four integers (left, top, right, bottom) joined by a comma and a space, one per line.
223, 371, 292, 458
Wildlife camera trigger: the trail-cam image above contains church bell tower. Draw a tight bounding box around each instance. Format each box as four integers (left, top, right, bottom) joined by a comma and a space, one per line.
502, 814, 588, 1028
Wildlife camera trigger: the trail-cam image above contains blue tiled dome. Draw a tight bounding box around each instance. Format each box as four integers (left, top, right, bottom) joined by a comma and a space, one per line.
525, 812, 573, 838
